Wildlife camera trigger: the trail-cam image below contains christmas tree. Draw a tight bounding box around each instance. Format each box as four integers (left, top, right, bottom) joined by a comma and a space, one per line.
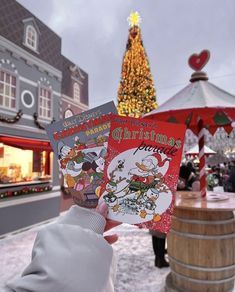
117, 12, 158, 117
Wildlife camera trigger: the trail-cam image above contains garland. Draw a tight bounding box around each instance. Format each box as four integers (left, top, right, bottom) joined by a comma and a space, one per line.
0, 110, 23, 123
0, 185, 52, 199
33, 112, 56, 130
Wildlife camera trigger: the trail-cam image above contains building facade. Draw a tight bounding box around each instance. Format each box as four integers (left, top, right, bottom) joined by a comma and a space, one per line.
0, 0, 89, 235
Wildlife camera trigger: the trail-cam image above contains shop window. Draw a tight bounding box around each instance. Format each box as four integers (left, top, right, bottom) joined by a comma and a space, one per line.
39, 87, 51, 119
73, 82, 80, 102
25, 25, 38, 51
0, 144, 51, 185
0, 70, 17, 110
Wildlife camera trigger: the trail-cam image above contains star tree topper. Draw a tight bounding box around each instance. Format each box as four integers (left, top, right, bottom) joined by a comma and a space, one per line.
127, 11, 142, 27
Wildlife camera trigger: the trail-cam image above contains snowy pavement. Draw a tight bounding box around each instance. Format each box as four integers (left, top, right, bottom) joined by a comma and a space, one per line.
0, 220, 169, 291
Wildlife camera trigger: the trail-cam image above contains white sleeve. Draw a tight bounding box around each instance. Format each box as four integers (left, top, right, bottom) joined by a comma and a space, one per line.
4, 206, 115, 292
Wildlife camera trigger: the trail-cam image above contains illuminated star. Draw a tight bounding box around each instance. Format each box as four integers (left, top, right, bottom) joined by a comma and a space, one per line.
127, 11, 142, 27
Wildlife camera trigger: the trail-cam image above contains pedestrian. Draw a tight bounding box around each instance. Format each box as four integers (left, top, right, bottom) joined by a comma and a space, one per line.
207, 166, 222, 191
3, 202, 121, 292
150, 230, 169, 268
177, 161, 196, 191
225, 161, 235, 192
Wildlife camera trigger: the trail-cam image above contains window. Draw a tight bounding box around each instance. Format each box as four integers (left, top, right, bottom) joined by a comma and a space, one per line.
21, 90, 34, 108
0, 144, 52, 185
0, 70, 16, 110
64, 109, 73, 118
39, 87, 51, 119
25, 25, 37, 51
73, 82, 80, 101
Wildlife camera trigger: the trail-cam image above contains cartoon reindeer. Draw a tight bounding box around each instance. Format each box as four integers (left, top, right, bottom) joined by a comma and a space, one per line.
103, 166, 125, 212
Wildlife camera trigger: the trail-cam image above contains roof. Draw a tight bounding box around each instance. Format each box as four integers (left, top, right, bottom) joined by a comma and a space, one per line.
0, 0, 62, 70
149, 80, 235, 114
186, 144, 216, 156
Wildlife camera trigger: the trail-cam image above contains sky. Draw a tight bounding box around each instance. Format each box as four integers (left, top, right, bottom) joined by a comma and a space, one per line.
18, 0, 235, 108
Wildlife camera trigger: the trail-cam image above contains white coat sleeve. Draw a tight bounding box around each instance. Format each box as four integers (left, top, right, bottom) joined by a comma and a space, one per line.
4, 206, 115, 292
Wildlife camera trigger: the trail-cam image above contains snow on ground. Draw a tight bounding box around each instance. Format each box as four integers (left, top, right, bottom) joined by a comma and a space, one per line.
111, 224, 168, 292
0, 221, 169, 291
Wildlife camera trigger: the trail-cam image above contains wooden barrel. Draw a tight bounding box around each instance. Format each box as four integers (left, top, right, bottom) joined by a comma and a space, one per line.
166, 208, 235, 292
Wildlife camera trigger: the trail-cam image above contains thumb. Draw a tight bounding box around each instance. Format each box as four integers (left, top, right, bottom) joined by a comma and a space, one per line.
96, 201, 108, 218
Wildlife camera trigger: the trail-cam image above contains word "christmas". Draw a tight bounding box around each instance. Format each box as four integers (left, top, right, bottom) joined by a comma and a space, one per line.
111, 127, 182, 149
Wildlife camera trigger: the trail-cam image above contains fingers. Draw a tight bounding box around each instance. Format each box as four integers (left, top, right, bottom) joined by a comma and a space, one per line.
104, 234, 118, 245
104, 219, 121, 232
96, 201, 108, 218
97, 202, 121, 228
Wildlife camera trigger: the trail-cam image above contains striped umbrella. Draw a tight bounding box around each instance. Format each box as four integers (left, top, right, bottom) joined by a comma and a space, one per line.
145, 50, 235, 197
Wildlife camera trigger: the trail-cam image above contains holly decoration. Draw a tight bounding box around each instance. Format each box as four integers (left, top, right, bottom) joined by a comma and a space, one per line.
0, 185, 52, 199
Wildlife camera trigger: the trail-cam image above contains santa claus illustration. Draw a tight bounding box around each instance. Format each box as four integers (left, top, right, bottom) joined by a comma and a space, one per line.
126, 153, 171, 197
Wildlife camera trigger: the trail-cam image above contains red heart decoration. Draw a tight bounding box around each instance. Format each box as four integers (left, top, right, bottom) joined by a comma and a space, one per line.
188, 50, 210, 71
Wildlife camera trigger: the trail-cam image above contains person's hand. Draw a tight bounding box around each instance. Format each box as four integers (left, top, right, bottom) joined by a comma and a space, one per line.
97, 202, 121, 245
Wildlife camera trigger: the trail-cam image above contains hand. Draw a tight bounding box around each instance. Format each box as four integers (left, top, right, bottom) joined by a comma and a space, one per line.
97, 202, 121, 245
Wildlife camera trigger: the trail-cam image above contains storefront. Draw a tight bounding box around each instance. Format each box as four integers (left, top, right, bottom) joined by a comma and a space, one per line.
0, 136, 53, 198
0, 135, 60, 236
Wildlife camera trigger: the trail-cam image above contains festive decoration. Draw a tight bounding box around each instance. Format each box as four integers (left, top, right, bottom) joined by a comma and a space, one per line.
127, 11, 142, 27
0, 184, 52, 199
0, 110, 23, 123
33, 112, 55, 130
188, 50, 210, 71
145, 50, 235, 198
198, 119, 206, 197
117, 12, 157, 118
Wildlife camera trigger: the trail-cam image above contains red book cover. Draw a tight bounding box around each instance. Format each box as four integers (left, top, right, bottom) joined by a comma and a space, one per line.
99, 115, 186, 232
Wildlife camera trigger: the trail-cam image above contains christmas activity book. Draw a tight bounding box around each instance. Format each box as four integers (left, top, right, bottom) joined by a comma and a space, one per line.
45, 101, 117, 208
99, 115, 186, 232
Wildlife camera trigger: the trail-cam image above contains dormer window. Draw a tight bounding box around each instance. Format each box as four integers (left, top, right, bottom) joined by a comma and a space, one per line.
23, 18, 40, 52
73, 82, 80, 102
25, 25, 37, 51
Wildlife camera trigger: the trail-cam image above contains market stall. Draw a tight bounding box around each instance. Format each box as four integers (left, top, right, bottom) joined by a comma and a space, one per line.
145, 50, 235, 198
185, 144, 216, 158
145, 51, 235, 291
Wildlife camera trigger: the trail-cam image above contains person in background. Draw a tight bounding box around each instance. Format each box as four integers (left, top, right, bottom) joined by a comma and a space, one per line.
191, 173, 200, 191
207, 166, 222, 191
3, 203, 120, 292
177, 161, 196, 191
150, 230, 169, 268
225, 161, 235, 192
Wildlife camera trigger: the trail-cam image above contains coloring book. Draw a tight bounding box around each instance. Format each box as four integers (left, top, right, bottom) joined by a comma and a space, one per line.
99, 115, 186, 232
45, 101, 117, 208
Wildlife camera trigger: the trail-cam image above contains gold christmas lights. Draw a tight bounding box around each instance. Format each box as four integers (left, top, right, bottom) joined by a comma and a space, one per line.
117, 14, 158, 118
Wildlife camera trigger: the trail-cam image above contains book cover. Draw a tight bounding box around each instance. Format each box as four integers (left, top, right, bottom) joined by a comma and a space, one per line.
99, 115, 186, 232
45, 101, 117, 208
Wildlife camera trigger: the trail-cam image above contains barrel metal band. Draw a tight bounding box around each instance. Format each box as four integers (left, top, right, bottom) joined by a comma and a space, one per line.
168, 255, 235, 272
171, 216, 235, 225
171, 270, 235, 284
170, 229, 235, 239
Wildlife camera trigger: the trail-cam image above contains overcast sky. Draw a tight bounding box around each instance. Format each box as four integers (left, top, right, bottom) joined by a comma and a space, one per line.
18, 0, 235, 108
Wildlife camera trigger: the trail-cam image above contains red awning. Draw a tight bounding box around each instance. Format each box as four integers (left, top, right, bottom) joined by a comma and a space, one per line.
0, 136, 52, 151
